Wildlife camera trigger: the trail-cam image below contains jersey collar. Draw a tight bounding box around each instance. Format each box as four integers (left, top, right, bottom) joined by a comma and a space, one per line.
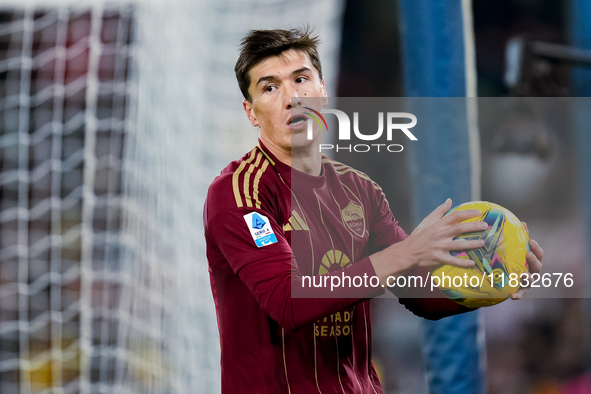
257, 140, 326, 189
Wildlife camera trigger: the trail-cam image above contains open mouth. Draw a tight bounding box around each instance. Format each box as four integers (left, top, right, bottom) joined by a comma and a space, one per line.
288, 115, 307, 127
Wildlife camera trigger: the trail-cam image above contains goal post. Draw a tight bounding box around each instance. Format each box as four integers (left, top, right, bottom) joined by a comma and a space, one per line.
0, 1, 344, 393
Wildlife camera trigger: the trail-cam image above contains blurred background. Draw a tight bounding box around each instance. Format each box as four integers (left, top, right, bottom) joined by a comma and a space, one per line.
0, 0, 589, 393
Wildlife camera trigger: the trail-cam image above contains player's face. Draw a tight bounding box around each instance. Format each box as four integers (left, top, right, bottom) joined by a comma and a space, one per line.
243, 49, 327, 155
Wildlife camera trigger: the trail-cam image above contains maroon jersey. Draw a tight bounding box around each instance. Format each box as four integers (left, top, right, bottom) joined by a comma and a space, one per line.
204, 142, 469, 393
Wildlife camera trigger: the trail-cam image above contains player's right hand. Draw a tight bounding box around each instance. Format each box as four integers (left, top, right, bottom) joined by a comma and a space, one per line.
370, 199, 486, 286
404, 198, 487, 269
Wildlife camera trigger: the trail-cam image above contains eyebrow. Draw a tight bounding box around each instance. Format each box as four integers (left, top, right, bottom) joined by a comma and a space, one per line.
255, 67, 313, 87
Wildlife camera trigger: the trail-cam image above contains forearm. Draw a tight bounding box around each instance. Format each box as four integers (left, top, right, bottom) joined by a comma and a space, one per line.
369, 237, 414, 286
239, 255, 383, 332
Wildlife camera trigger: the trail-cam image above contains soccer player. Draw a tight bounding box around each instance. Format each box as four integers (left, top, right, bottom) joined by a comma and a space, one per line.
203, 27, 543, 393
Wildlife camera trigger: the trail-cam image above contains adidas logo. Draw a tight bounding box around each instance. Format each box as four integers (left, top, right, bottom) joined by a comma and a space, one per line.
283, 210, 309, 232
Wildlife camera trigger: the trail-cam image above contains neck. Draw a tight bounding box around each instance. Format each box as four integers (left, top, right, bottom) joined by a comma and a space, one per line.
290, 147, 322, 175
260, 137, 322, 176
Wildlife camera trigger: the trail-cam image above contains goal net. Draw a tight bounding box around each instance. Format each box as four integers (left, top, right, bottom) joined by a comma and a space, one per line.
0, 0, 343, 393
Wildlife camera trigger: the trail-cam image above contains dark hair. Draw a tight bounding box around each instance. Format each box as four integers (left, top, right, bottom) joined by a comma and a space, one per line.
235, 27, 323, 102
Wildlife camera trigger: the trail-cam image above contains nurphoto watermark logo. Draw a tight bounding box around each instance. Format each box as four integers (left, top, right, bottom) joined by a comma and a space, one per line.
304, 106, 418, 153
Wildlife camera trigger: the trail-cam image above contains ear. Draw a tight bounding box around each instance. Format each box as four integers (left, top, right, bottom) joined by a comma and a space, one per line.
243, 99, 260, 127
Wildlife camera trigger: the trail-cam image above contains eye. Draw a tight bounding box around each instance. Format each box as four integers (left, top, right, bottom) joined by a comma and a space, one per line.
264, 85, 276, 93
295, 76, 307, 83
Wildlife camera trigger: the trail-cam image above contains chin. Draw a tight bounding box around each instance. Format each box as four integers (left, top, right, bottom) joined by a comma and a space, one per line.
290, 132, 309, 146
291, 139, 318, 153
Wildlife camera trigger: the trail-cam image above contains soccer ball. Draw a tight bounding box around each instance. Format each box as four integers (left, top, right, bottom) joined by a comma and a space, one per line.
430, 201, 530, 308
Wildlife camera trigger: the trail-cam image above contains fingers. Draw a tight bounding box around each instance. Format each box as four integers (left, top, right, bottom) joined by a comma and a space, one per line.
511, 287, 527, 300
444, 208, 482, 225
415, 205, 483, 238
447, 239, 485, 252
510, 271, 533, 300
448, 258, 476, 268
451, 221, 488, 236
424, 198, 453, 223
511, 238, 543, 300
439, 198, 453, 215
419, 200, 481, 234
435, 253, 476, 268
412, 198, 453, 235
528, 239, 544, 270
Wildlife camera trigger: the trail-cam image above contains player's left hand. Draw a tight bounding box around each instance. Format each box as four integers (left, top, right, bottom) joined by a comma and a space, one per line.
511, 223, 543, 300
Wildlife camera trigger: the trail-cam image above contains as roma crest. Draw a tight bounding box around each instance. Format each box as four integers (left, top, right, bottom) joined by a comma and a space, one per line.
341, 201, 366, 237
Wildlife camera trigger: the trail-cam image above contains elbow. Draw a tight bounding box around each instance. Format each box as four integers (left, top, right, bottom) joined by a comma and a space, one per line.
269, 313, 304, 334
266, 297, 316, 334
270, 304, 310, 333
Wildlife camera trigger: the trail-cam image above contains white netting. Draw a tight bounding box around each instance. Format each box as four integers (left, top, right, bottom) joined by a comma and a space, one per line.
0, 1, 343, 393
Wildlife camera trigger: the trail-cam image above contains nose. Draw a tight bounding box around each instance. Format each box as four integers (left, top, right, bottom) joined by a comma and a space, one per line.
286, 90, 302, 109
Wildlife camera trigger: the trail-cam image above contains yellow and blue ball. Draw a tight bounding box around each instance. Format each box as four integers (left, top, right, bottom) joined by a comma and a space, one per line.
430, 201, 530, 308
